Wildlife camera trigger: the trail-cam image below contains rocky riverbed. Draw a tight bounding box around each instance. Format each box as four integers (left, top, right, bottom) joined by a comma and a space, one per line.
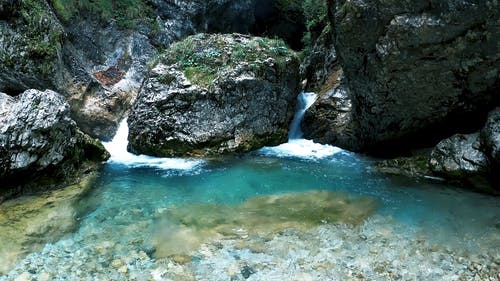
2, 214, 498, 281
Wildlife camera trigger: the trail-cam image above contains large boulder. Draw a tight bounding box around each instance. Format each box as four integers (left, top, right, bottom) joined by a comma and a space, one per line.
304, 0, 500, 152
128, 33, 300, 156
429, 133, 492, 192
0, 90, 109, 200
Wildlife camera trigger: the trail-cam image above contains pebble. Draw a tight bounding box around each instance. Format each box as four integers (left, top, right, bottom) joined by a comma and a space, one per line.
1, 216, 498, 281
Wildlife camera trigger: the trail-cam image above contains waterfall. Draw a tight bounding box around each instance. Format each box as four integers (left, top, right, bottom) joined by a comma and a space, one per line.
288, 92, 317, 140
102, 118, 203, 170
258, 92, 342, 159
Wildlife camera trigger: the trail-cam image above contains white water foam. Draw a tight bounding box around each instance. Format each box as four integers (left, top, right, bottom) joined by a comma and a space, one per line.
259, 92, 342, 159
259, 139, 342, 159
103, 119, 204, 170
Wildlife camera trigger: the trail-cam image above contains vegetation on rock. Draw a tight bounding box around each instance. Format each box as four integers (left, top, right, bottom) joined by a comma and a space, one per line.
274, 0, 328, 55
50, 0, 154, 28
0, 0, 63, 76
160, 33, 293, 87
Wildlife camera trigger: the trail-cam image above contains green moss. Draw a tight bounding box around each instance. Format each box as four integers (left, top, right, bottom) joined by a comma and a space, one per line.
0, 0, 63, 75
160, 34, 295, 87
50, 0, 154, 28
274, 0, 328, 57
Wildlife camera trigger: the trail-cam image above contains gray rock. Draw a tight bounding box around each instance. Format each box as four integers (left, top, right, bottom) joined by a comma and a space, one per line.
62, 21, 158, 140
304, 0, 500, 152
128, 33, 300, 156
303, 68, 357, 148
429, 133, 492, 192
480, 107, 500, 167
0, 89, 109, 198
0, 1, 64, 94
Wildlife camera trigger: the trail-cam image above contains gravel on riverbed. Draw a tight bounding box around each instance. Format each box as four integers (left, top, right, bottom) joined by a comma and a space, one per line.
1, 215, 498, 281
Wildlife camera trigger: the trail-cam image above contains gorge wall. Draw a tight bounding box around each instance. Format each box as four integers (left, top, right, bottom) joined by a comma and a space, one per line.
304, 0, 499, 154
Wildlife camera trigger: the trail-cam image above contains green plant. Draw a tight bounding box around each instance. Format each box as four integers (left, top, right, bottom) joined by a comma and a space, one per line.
50, 0, 154, 28
159, 34, 296, 88
274, 0, 328, 56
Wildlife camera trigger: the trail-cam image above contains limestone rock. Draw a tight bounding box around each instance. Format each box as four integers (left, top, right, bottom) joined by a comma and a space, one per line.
430, 133, 491, 192
304, 0, 500, 152
0, 89, 109, 198
481, 107, 500, 166
128, 33, 300, 156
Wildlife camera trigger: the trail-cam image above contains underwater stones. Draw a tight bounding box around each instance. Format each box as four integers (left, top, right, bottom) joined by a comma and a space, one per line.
0, 89, 109, 199
128, 33, 300, 156
0, 172, 98, 275
152, 190, 377, 258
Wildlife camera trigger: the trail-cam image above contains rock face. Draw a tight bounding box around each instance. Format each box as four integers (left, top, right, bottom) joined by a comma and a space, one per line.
0, 0, 264, 140
0, 0, 64, 94
0, 89, 109, 199
128, 33, 300, 156
304, 0, 500, 152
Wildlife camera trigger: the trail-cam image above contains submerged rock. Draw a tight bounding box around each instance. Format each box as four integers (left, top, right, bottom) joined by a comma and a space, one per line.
305, 0, 500, 153
429, 133, 491, 192
0, 172, 98, 275
0, 89, 109, 200
152, 190, 377, 258
372, 154, 433, 180
128, 33, 300, 156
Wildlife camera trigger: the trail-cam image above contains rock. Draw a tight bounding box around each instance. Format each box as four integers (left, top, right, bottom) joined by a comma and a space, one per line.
241, 265, 256, 279
305, 0, 500, 152
429, 133, 492, 192
481, 107, 500, 166
302, 68, 357, 149
372, 154, 434, 180
0, 172, 98, 275
61, 21, 158, 140
128, 33, 300, 156
0, 89, 109, 200
0, 1, 64, 94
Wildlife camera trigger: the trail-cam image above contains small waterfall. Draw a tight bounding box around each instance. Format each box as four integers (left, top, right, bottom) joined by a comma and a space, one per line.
102, 119, 203, 170
258, 92, 342, 159
288, 92, 317, 140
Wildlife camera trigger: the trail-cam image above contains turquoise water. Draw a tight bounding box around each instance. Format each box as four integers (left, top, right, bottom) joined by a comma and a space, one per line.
79, 150, 499, 252
2, 93, 498, 279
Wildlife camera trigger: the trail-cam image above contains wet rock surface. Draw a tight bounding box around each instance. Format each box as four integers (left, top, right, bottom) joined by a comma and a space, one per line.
128, 33, 300, 156
61, 21, 158, 140
430, 133, 491, 192
304, 0, 500, 152
373, 154, 434, 180
481, 107, 500, 167
0, 89, 108, 199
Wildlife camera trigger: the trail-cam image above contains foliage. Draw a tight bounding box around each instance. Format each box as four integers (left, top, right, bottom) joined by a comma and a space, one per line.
274, 0, 328, 55
161, 34, 295, 87
50, 0, 154, 28
0, 0, 63, 74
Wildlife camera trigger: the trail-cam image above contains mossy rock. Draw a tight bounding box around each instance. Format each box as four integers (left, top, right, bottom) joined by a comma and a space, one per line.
159, 33, 295, 88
